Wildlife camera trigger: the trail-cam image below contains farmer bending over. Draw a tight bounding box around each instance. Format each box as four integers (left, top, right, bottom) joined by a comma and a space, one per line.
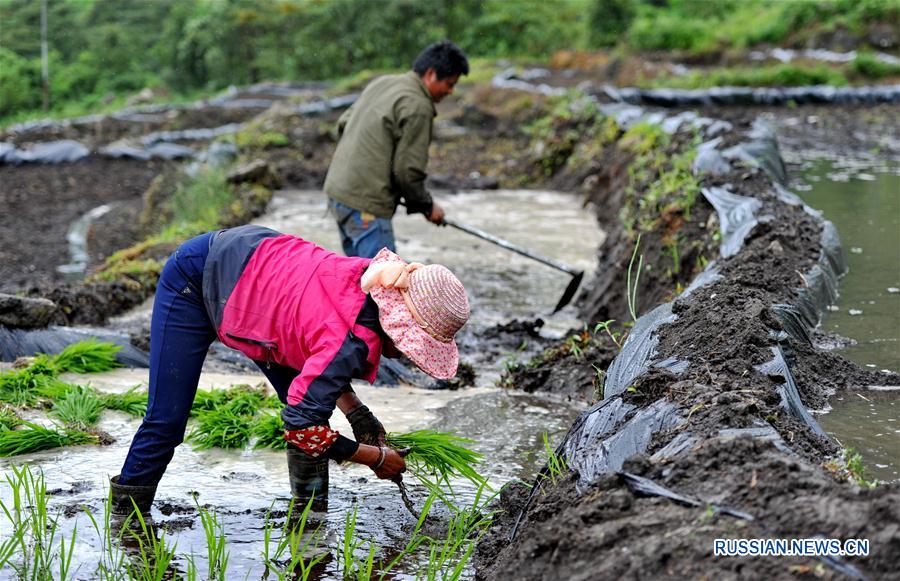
111, 224, 469, 514
325, 40, 469, 258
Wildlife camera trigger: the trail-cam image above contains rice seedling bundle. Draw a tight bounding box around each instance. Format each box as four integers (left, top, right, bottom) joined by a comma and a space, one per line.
251, 413, 288, 450
50, 339, 122, 374
101, 386, 149, 417
0, 422, 98, 457
188, 407, 252, 450
0, 405, 20, 430
52, 385, 104, 428
387, 430, 488, 492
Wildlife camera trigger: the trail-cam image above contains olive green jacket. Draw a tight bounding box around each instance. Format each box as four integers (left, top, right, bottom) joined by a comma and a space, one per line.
324, 71, 436, 219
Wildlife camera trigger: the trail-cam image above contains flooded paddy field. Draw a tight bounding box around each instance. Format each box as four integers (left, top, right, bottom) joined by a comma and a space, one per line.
2, 68, 899, 579
0, 186, 600, 578
794, 161, 900, 482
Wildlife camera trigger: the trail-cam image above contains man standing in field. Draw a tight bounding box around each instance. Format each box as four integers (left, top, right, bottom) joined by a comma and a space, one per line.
324, 40, 469, 258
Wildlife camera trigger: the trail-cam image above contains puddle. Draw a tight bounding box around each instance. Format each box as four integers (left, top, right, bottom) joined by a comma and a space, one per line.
1, 188, 598, 578
796, 161, 900, 481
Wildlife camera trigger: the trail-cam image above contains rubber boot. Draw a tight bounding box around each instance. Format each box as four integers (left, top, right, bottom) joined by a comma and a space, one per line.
109, 475, 157, 517
286, 447, 328, 513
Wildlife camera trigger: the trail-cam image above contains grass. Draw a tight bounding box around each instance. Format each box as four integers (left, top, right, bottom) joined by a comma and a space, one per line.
101, 386, 149, 417
646, 63, 850, 89
50, 339, 123, 374
541, 432, 568, 485
195, 500, 230, 580
52, 384, 105, 429
188, 406, 253, 450
160, 168, 235, 241
386, 430, 489, 497
0, 422, 98, 457
0, 465, 78, 579
627, 234, 644, 322
339, 504, 377, 580
261, 497, 326, 580
252, 412, 289, 450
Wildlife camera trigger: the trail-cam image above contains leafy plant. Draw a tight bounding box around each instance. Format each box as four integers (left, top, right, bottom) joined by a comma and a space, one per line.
541, 432, 568, 485
101, 386, 149, 417
252, 413, 288, 450
0, 422, 98, 457
187, 406, 253, 450
386, 430, 489, 496
0, 465, 78, 579
627, 234, 644, 322
593, 319, 625, 349
51, 339, 122, 374
52, 384, 104, 429
0, 405, 21, 430
339, 504, 377, 580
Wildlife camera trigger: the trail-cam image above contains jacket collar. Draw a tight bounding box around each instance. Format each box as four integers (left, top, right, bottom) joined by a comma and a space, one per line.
407, 71, 437, 116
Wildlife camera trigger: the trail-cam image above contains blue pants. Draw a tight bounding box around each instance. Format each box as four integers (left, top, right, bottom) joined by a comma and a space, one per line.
329, 198, 396, 259
118, 232, 299, 486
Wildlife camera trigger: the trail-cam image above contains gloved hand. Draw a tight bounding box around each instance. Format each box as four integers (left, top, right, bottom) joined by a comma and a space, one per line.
346, 404, 386, 447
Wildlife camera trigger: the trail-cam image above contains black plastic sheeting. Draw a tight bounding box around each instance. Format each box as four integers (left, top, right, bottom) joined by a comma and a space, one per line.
603, 303, 677, 400
0, 140, 89, 165
0, 325, 149, 367
755, 344, 828, 438
619, 472, 755, 520
606, 84, 900, 107
701, 186, 763, 258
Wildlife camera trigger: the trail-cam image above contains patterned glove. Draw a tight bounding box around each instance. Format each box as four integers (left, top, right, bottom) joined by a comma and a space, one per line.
346, 405, 386, 446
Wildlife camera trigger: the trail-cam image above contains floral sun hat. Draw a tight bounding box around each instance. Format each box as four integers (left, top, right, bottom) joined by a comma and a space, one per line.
361, 248, 469, 379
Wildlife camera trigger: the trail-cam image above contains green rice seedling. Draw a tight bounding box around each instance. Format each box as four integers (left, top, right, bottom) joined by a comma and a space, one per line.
339, 504, 377, 580
0, 405, 21, 430
224, 390, 265, 416
101, 385, 149, 417
195, 500, 230, 580
0, 465, 78, 579
262, 394, 284, 409
82, 490, 128, 580
188, 407, 252, 450
377, 492, 435, 579
191, 388, 231, 416
252, 412, 288, 450
0, 421, 98, 457
261, 497, 326, 581
51, 339, 122, 374
541, 432, 568, 485
387, 430, 488, 493
418, 483, 496, 581
627, 234, 644, 322
122, 503, 179, 581
52, 384, 104, 428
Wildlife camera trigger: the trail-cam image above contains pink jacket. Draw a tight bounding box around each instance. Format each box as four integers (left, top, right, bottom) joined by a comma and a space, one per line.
202, 226, 382, 425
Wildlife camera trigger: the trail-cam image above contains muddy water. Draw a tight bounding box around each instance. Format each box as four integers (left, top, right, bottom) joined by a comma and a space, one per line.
0, 189, 599, 578
795, 161, 900, 482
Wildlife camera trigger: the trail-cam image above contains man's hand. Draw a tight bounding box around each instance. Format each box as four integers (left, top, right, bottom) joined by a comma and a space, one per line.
346, 404, 386, 446
427, 202, 445, 225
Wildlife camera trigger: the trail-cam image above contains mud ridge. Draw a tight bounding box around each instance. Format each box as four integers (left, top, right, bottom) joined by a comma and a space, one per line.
478, 84, 900, 580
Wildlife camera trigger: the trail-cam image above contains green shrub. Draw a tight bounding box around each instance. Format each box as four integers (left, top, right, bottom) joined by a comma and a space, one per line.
852, 53, 900, 79
587, 0, 635, 48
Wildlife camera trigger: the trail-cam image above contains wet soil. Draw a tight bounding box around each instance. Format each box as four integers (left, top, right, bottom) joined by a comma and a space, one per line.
0, 156, 173, 293
476, 439, 900, 580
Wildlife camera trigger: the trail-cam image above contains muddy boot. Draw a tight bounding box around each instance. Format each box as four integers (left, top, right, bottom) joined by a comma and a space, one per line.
109, 475, 157, 517
286, 447, 329, 513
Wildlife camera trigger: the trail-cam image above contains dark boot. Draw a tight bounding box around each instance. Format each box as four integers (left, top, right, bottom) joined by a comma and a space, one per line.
286, 447, 328, 512
109, 475, 157, 517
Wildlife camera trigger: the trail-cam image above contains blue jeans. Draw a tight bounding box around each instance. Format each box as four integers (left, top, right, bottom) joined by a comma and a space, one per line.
118, 232, 298, 486
329, 198, 396, 259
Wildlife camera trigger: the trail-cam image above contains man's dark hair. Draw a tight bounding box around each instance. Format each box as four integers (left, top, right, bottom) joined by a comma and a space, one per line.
412, 40, 469, 79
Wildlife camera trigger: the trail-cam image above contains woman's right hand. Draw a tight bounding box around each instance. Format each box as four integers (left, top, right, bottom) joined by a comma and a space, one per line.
373, 447, 410, 481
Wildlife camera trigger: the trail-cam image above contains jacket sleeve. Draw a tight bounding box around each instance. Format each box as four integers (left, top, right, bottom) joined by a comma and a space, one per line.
393, 111, 434, 215
280, 331, 370, 431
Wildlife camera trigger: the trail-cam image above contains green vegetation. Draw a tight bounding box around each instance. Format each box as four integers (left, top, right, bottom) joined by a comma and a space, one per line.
627, 234, 644, 322
51, 385, 104, 429
541, 432, 569, 485
3, 0, 894, 123
251, 412, 289, 450
0, 421, 98, 457
100, 386, 149, 418
386, 429, 489, 498
852, 52, 900, 78
339, 504, 377, 581
646, 63, 851, 89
